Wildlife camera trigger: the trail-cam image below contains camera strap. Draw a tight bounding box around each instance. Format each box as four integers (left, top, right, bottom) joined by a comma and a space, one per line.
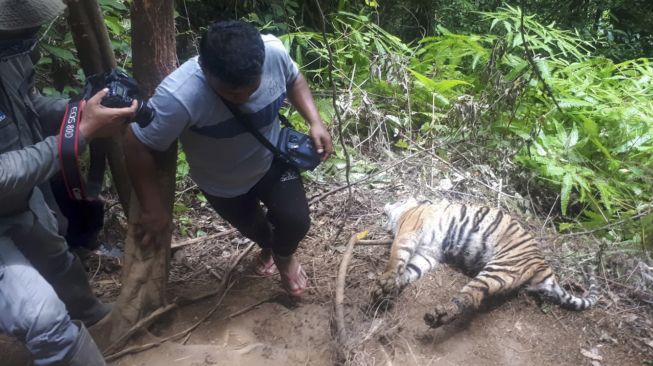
57, 98, 106, 201
220, 97, 290, 163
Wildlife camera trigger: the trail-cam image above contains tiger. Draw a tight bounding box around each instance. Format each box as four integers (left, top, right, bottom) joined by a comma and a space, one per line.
373, 197, 599, 328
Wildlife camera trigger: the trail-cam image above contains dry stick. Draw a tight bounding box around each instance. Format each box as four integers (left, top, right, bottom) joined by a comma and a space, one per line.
311, 0, 351, 196
104, 243, 255, 360
105, 284, 233, 362
559, 209, 651, 238
399, 132, 520, 198
171, 228, 237, 249
518, 7, 565, 117
183, 243, 256, 304
335, 234, 361, 360
103, 303, 179, 355
356, 239, 393, 246
308, 151, 424, 206
180, 296, 276, 346
311, 0, 354, 248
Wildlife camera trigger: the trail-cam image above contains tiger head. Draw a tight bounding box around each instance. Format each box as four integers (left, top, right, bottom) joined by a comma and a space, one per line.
383, 197, 420, 232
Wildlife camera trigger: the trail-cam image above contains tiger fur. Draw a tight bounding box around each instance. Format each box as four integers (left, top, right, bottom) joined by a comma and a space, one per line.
374, 197, 599, 328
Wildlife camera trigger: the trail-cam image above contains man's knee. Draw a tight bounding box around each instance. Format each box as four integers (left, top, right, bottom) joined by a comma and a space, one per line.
26, 300, 78, 365
277, 211, 310, 242
4, 270, 78, 365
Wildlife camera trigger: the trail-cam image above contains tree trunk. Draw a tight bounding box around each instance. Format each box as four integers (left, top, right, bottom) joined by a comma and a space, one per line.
65, 0, 131, 213
98, 0, 177, 350
66, 0, 177, 351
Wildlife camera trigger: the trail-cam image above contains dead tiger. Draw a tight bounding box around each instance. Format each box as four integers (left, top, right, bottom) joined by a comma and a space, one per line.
373, 197, 599, 328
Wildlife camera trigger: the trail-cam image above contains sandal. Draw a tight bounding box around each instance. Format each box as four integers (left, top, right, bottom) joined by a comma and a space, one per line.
275, 254, 308, 296
255, 250, 278, 277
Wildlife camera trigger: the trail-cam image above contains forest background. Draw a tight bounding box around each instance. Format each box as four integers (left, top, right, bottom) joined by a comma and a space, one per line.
36, 0, 653, 251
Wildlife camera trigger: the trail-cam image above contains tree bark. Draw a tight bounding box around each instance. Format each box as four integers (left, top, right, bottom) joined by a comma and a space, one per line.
65, 0, 131, 213
65, 0, 177, 351
100, 0, 177, 349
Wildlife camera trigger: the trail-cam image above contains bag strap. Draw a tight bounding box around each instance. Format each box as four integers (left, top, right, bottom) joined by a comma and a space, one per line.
220, 97, 289, 161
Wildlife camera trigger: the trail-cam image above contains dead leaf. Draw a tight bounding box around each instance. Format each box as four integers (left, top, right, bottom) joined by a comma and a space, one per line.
580, 348, 603, 361
641, 338, 653, 349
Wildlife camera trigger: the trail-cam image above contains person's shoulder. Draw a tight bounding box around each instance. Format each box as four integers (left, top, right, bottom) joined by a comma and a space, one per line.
160, 57, 203, 92
261, 34, 289, 55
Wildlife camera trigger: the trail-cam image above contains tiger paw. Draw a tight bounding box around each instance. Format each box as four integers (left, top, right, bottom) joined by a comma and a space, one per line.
424, 304, 455, 328
376, 271, 400, 296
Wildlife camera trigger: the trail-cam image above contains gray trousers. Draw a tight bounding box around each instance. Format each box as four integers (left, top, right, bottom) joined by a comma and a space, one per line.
0, 193, 80, 365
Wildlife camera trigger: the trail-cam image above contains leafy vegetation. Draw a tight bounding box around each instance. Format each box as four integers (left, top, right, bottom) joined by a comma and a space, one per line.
37, 1, 652, 247
278, 6, 652, 247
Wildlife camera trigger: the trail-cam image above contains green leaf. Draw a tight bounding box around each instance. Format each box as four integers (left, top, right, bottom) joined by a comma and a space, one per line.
394, 139, 409, 149
41, 44, 76, 63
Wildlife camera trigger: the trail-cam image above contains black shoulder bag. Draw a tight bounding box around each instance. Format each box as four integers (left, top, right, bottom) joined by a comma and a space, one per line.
222, 99, 321, 171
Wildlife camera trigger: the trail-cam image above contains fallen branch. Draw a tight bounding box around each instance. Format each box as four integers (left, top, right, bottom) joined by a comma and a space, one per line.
104, 243, 255, 361
105, 284, 233, 362
103, 303, 178, 354
334, 233, 362, 361
178, 243, 255, 306
357, 239, 393, 246
308, 151, 424, 206
171, 228, 237, 249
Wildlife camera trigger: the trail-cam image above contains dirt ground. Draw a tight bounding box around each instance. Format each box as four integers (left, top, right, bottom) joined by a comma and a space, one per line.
3, 156, 652, 366
102, 156, 652, 366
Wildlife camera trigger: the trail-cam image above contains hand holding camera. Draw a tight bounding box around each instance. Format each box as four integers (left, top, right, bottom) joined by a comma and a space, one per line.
78, 88, 137, 141
78, 69, 156, 141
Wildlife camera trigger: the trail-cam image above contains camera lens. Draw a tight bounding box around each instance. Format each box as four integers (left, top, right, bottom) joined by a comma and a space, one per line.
134, 101, 156, 128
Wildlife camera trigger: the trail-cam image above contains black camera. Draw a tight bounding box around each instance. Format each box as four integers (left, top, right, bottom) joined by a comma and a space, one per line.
83, 69, 155, 128
102, 69, 155, 127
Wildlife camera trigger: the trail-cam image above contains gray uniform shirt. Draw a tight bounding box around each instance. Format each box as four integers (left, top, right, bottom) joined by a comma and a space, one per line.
0, 53, 69, 235
131, 34, 299, 198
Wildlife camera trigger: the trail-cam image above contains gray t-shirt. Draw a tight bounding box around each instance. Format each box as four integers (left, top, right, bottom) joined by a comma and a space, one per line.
131, 35, 299, 198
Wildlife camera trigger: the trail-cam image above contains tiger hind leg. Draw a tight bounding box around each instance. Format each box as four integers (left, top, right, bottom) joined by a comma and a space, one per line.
424, 264, 528, 328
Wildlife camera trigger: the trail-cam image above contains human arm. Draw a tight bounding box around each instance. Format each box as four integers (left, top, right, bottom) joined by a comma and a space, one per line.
124, 95, 189, 246
286, 73, 333, 161
124, 127, 172, 245
0, 89, 136, 200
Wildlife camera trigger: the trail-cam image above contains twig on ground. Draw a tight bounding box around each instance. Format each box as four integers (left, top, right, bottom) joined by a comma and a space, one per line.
182, 243, 255, 304
540, 194, 559, 238
105, 283, 233, 362
171, 228, 237, 249
103, 302, 179, 355
308, 151, 424, 206
497, 178, 503, 209
104, 243, 255, 360
399, 132, 521, 199
91, 254, 102, 282
223, 296, 276, 320
334, 233, 363, 361
357, 239, 393, 246
559, 209, 651, 238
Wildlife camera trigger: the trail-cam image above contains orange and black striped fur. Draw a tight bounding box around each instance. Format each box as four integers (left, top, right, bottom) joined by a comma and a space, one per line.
374, 197, 599, 328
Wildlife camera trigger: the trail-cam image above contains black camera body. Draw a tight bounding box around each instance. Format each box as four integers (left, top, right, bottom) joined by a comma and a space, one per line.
83, 69, 155, 128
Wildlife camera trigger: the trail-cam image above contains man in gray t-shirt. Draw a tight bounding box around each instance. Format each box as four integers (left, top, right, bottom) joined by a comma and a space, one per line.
125, 20, 332, 296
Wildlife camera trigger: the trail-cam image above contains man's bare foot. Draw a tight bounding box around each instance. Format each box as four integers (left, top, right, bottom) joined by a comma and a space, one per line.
273, 253, 307, 296
255, 248, 278, 277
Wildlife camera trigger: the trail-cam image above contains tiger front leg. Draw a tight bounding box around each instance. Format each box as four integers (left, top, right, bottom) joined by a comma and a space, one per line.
373, 233, 416, 301
373, 269, 401, 301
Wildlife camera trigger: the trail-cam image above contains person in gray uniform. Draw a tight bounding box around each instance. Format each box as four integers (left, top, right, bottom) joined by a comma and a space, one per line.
0, 0, 137, 364
126, 20, 333, 296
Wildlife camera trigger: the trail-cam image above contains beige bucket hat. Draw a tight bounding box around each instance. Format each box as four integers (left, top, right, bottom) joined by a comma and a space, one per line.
0, 0, 66, 31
